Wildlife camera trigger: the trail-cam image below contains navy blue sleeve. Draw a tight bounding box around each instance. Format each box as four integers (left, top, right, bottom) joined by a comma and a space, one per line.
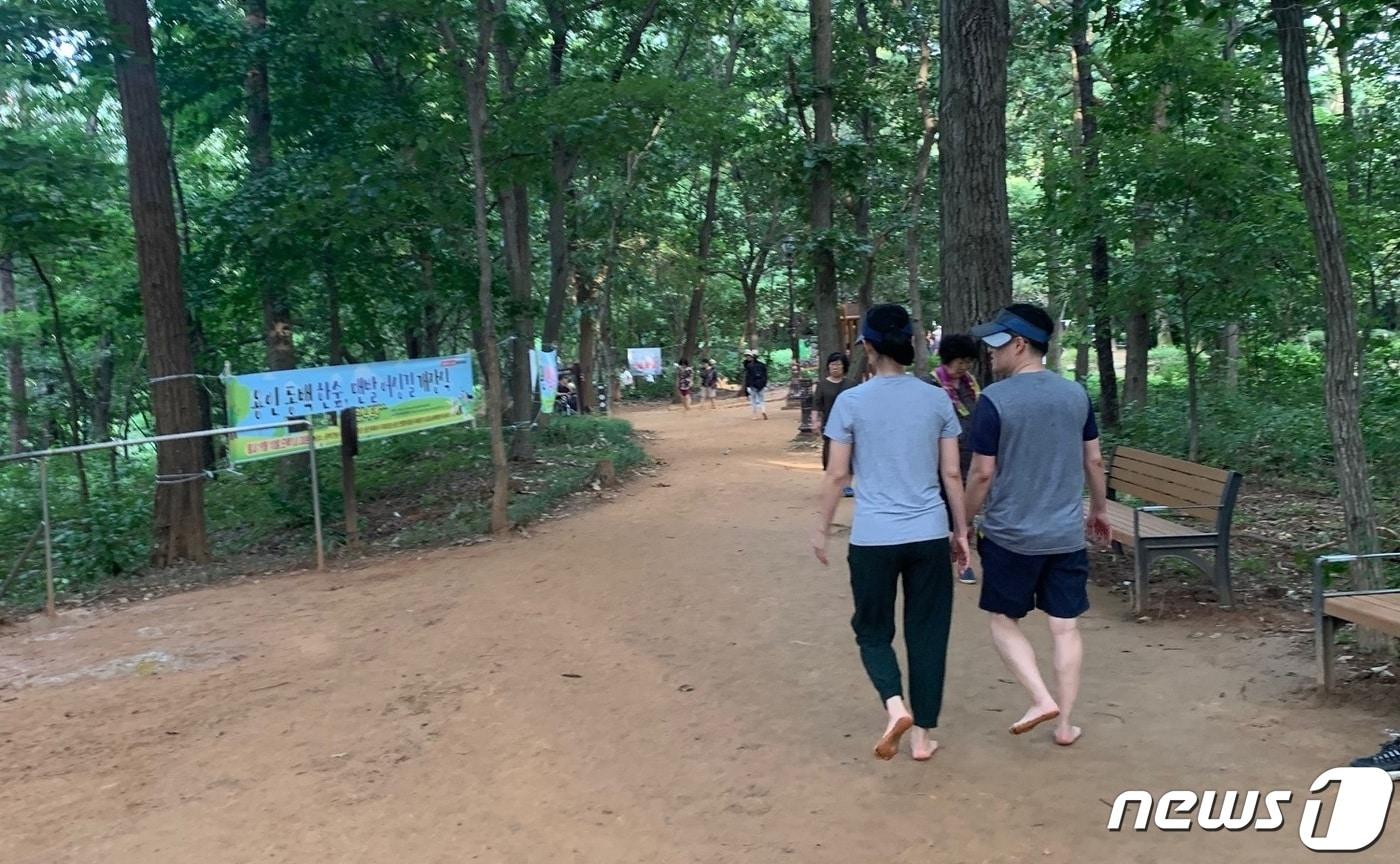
1083, 400, 1100, 441
969, 396, 1001, 456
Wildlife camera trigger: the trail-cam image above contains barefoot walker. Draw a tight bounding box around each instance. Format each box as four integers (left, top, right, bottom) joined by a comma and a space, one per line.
812, 304, 971, 762
963, 304, 1111, 747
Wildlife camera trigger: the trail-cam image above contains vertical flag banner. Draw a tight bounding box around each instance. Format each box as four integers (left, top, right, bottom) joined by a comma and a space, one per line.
224, 354, 475, 463
538, 350, 559, 414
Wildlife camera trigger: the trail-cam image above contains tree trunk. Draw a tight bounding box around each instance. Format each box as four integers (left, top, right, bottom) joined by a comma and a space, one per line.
441, 9, 510, 534
1, 252, 28, 452
490, 19, 536, 456
1223, 322, 1241, 392
500, 185, 535, 459
1124, 91, 1167, 411
1273, 0, 1381, 612
939, 0, 1013, 383
30, 255, 91, 503
682, 155, 722, 367
1179, 279, 1200, 462
105, 0, 210, 565
906, 17, 936, 378
244, 0, 293, 378
576, 270, 596, 414
1071, 1, 1118, 424
809, 0, 840, 362
326, 261, 358, 549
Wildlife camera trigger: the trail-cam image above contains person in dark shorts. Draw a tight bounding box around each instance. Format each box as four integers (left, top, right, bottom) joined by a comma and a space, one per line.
699, 359, 719, 408
934, 334, 981, 584
963, 303, 1111, 748
812, 304, 970, 762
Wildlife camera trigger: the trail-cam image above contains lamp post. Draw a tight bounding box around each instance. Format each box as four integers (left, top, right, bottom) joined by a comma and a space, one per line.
781, 234, 798, 362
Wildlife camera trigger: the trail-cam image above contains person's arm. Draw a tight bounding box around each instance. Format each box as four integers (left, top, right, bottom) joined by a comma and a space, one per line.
1083, 402, 1110, 543
939, 437, 970, 571
812, 440, 852, 565
812, 397, 853, 565
962, 397, 1001, 527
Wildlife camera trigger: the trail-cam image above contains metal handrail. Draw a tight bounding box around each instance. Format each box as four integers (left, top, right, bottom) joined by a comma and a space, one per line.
0, 419, 325, 617
1311, 552, 1400, 619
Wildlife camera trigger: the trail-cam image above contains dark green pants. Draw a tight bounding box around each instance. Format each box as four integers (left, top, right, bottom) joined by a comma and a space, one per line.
847, 538, 953, 729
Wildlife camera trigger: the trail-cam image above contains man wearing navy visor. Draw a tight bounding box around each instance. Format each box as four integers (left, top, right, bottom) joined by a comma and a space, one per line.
962, 302, 1112, 748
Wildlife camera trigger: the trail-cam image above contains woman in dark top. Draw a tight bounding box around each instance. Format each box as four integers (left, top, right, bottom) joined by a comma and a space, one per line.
812, 352, 856, 469
934, 334, 981, 584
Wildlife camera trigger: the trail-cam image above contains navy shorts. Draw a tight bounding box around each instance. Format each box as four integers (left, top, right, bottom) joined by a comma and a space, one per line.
977, 535, 1090, 620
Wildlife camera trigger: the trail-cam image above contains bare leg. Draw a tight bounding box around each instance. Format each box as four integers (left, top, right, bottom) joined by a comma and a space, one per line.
987, 613, 1059, 733
1048, 615, 1083, 745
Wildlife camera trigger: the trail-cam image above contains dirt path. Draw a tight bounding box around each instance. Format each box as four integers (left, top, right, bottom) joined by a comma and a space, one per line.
2, 399, 1396, 863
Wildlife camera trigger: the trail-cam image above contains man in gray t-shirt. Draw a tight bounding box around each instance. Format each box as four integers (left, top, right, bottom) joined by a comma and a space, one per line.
964, 304, 1111, 749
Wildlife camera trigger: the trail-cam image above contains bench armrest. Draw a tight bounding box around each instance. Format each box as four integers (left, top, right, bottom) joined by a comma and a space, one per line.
1313, 552, 1400, 616
1137, 504, 1225, 513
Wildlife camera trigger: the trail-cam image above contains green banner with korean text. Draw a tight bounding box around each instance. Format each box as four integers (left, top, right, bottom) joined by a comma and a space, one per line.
224, 355, 475, 463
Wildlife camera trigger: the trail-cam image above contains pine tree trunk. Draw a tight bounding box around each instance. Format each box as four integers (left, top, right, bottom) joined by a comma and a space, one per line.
682, 155, 722, 366
326, 262, 359, 549
1124, 91, 1167, 410
938, 0, 1013, 381
491, 21, 537, 456
576, 270, 596, 414
1, 252, 28, 452
244, 0, 293, 377
105, 0, 210, 564
809, 0, 840, 361
1273, 1, 1381, 614
1071, 1, 1118, 424
441, 9, 510, 534
31, 255, 91, 502
906, 18, 936, 378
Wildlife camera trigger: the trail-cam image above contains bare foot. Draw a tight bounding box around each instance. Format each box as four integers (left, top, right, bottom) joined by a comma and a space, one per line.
1009, 703, 1060, 735
1053, 725, 1082, 747
910, 729, 939, 762
874, 713, 913, 760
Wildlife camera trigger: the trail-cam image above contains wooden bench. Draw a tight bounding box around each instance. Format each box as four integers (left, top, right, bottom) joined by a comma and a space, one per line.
1314, 552, 1400, 691
1102, 447, 1243, 615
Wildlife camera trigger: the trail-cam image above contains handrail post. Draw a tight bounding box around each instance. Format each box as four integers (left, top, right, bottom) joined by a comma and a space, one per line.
39, 457, 55, 618
305, 422, 325, 571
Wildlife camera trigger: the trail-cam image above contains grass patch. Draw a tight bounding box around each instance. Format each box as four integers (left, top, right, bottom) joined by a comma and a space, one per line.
0, 415, 646, 613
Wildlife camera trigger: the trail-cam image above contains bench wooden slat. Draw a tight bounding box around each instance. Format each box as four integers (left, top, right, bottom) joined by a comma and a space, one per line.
1115, 447, 1231, 484
1324, 595, 1400, 635
1102, 500, 1206, 539
1110, 456, 1228, 501
1106, 478, 1207, 513
1110, 466, 1223, 509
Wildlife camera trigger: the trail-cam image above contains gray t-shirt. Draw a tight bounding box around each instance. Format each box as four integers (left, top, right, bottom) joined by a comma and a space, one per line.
825, 374, 962, 546
969, 371, 1099, 555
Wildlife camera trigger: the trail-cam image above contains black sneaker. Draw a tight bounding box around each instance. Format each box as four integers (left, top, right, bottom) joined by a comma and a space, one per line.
1350, 737, 1400, 779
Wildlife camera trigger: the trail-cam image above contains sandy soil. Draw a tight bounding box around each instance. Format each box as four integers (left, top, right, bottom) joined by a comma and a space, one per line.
1, 397, 1396, 863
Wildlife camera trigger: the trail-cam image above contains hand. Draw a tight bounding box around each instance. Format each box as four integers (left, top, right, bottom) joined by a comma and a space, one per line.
1086, 510, 1112, 546
811, 526, 830, 566
951, 531, 971, 572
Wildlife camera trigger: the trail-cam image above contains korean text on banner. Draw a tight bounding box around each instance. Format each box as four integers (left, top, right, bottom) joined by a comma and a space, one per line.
224, 355, 475, 463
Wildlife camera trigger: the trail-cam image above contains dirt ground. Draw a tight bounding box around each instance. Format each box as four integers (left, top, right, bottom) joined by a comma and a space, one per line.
2, 397, 1397, 863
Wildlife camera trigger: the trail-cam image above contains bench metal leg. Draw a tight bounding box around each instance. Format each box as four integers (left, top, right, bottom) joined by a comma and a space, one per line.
1134, 540, 1148, 617
1316, 614, 1337, 691
1214, 541, 1234, 609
